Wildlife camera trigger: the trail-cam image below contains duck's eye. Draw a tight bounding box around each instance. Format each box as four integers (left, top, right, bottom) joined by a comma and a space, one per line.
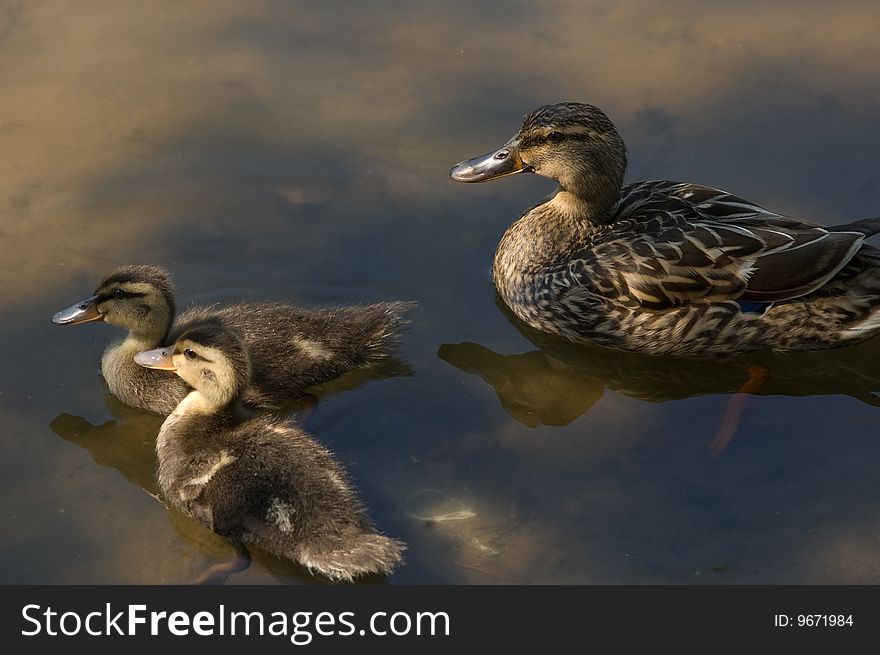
184, 348, 197, 361
547, 131, 564, 143
113, 288, 125, 300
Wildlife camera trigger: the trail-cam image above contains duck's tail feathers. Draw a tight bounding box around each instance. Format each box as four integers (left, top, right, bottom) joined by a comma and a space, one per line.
362, 300, 417, 363
830, 216, 880, 238
300, 533, 406, 582
841, 306, 880, 341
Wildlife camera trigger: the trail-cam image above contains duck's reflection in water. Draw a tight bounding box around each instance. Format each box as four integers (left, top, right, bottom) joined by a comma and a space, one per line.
439, 302, 880, 437
51, 396, 164, 496
49, 357, 411, 585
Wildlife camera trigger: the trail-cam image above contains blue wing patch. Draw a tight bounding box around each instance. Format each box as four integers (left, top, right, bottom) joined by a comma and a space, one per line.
736, 300, 773, 315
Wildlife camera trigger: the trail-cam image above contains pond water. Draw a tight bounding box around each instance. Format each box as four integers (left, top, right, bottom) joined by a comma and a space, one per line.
2, 0, 880, 584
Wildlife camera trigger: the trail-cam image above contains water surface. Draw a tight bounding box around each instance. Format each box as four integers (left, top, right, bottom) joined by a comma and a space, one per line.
2, 0, 880, 583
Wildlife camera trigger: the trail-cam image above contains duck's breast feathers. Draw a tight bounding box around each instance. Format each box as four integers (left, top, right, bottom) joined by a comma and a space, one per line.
574, 182, 867, 308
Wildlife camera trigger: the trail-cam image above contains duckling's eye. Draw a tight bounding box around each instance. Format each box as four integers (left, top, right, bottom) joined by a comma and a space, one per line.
184, 348, 197, 361
113, 288, 125, 300
547, 131, 564, 143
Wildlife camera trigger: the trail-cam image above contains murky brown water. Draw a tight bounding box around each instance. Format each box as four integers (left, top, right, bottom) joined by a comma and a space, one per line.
2, 0, 880, 583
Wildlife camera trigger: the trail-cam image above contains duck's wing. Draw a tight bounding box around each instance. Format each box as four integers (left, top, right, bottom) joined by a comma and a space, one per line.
577, 186, 866, 309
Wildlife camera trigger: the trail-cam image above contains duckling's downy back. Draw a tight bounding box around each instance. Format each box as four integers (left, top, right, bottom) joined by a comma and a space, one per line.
162, 414, 405, 581
54, 264, 415, 414
173, 299, 415, 408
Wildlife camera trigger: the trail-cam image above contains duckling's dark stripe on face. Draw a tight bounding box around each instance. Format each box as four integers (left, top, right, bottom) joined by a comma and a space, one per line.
175, 325, 250, 380
99, 271, 159, 289
175, 347, 212, 363
96, 290, 149, 303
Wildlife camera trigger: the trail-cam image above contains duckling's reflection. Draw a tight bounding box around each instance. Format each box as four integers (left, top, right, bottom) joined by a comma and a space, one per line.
439, 298, 880, 429
51, 395, 164, 495
50, 357, 410, 585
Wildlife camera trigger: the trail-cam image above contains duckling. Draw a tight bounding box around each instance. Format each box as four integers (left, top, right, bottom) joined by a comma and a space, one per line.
134, 324, 405, 582
52, 265, 413, 414
451, 102, 880, 357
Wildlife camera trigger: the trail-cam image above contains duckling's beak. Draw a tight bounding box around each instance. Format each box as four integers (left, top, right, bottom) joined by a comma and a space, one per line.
450, 137, 529, 183
133, 347, 177, 371
52, 295, 103, 325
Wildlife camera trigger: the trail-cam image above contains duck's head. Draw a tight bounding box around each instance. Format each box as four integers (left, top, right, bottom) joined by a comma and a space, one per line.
52, 265, 176, 341
450, 102, 627, 209
134, 324, 251, 410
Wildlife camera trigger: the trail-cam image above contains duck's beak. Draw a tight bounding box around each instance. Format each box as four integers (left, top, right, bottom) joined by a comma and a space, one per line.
52, 295, 103, 325
134, 347, 177, 371
450, 137, 529, 183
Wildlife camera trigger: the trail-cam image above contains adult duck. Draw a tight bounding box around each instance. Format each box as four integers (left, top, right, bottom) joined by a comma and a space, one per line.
451, 102, 880, 357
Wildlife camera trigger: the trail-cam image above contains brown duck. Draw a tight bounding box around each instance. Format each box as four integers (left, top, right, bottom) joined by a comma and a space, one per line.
451, 102, 880, 357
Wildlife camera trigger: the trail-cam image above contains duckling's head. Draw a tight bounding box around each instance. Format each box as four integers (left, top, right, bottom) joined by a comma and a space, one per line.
450, 102, 627, 212
134, 324, 250, 410
52, 265, 176, 341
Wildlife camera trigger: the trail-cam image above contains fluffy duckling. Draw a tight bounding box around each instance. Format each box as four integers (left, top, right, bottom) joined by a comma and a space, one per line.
52, 265, 413, 414
134, 324, 405, 582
